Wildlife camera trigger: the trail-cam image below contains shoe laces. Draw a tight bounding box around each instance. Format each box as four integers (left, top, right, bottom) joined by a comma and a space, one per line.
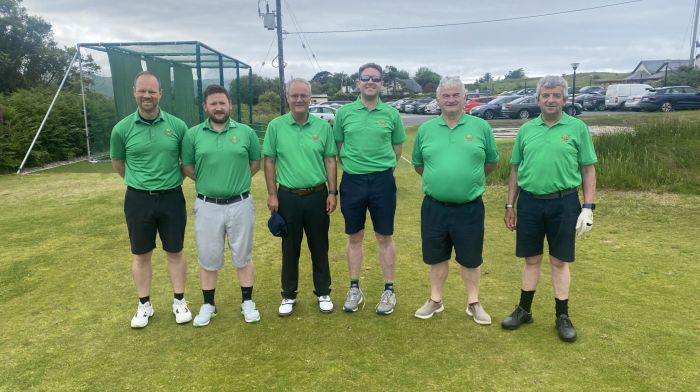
346, 288, 361, 301
379, 290, 394, 305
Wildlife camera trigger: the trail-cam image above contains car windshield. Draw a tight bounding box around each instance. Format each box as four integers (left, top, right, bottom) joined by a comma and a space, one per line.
489, 96, 514, 105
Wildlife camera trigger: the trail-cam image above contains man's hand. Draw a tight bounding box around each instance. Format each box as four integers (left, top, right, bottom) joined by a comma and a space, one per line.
326, 194, 337, 215
504, 207, 516, 232
576, 208, 594, 237
267, 194, 279, 213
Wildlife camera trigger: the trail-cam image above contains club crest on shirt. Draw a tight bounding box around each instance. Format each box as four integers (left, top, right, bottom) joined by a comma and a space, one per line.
464, 134, 474, 142
164, 128, 173, 137
560, 134, 571, 143
230, 135, 240, 144
377, 119, 387, 127
311, 134, 320, 141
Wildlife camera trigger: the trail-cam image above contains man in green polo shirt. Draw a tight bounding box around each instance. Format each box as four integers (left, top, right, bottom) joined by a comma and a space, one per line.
333, 62, 406, 315
412, 76, 498, 324
181, 84, 262, 326
263, 78, 338, 316
110, 71, 192, 328
502, 75, 597, 342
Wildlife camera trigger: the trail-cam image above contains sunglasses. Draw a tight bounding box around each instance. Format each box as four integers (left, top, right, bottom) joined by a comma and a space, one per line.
359, 75, 382, 82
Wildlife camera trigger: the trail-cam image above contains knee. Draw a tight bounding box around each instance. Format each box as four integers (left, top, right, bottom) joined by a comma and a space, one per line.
375, 233, 394, 248
348, 232, 364, 246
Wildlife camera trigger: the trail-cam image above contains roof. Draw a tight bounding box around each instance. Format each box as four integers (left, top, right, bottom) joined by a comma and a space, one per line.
399, 79, 423, 93
78, 41, 251, 69
624, 59, 689, 81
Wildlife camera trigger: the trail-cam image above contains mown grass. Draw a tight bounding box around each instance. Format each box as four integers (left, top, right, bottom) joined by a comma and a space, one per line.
1, 121, 699, 390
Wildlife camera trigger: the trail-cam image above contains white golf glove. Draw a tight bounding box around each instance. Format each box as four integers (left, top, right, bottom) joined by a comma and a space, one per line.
576, 208, 594, 237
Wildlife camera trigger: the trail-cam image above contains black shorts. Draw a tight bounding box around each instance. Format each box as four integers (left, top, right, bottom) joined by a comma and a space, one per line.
339, 169, 396, 235
515, 189, 580, 262
421, 195, 484, 268
124, 186, 186, 255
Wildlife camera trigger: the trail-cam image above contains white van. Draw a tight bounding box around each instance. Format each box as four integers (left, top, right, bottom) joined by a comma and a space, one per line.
605, 84, 653, 110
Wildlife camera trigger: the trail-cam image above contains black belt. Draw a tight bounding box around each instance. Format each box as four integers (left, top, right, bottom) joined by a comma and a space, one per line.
197, 192, 249, 205
278, 184, 326, 196
525, 188, 577, 199
426, 195, 481, 207
127, 186, 181, 195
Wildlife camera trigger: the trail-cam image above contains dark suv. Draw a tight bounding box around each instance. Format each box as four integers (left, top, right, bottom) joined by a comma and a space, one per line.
638, 86, 700, 112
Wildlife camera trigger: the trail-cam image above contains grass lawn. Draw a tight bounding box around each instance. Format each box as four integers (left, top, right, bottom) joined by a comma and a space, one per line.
1, 130, 699, 391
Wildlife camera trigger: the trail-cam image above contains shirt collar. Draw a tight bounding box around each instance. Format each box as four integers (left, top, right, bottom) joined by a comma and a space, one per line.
437, 113, 468, 128
284, 111, 311, 126
352, 97, 385, 112
132, 110, 164, 124
535, 112, 573, 127
203, 118, 237, 133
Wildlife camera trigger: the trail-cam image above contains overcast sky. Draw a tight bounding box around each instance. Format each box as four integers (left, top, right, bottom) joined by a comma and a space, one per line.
22, 0, 700, 83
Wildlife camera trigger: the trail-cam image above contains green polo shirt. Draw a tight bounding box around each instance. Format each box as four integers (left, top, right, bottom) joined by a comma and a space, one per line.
181, 119, 261, 197
262, 112, 337, 188
333, 98, 406, 174
412, 114, 499, 203
510, 113, 598, 195
109, 110, 187, 190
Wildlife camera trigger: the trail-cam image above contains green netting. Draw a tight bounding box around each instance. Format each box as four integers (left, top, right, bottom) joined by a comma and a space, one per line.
145, 60, 173, 113
173, 64, 198, 127
107, 50, 142, 119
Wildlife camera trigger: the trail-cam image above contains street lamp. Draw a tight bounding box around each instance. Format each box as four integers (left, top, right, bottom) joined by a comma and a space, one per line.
571, 62, 580, 108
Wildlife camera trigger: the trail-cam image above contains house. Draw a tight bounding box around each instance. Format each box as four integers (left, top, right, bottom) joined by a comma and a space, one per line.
623, 59, 691, 82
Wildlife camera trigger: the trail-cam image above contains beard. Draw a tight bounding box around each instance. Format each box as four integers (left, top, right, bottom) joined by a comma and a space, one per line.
209, 112, 230, 124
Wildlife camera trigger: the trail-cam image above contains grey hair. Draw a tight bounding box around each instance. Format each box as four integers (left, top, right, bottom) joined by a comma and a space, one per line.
286, 78, 312, 95
536, 75, 568, 100
436, 76, 466, 96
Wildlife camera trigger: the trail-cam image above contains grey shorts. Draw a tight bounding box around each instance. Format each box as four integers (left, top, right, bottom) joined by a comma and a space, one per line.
193, 195, 254, 270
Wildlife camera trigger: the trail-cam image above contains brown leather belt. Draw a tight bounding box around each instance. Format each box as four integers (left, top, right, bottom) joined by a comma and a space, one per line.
278, 184, 326, 196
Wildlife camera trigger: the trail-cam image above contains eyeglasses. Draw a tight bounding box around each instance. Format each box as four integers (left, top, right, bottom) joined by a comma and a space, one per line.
289, 94, 310, 100
359, 75, 382, 82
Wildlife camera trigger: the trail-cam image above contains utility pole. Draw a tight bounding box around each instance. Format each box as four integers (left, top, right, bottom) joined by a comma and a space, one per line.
691, 0, 700, 66
260, 1, 286, 114
275, 0, 285, 114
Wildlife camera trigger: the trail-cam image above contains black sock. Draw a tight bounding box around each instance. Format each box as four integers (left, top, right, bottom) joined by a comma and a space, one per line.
139, 296, 150, 304
174, 292, 184, 301
384, 282, 394, 292
518, 289, 535, 313
203, 289, 215, 306
241, 286, 253, 302
350, 279, 359, 289
555, 298, 569, 317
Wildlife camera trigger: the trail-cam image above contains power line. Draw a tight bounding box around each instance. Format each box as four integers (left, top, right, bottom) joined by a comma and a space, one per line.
258, 34, 277, 73
287, 0, 643, 34
283, 0, 322, 71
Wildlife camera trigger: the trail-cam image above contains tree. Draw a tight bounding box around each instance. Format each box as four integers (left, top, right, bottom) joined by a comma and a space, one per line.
504, 68, 526, 80
383, 65, 410, 96
311, 71, 332, 84
229, 74, 279, 105
0, 0, 73, 93
477, 72, 493, 84
663, 66, 700, 87
414, 67, 441, 91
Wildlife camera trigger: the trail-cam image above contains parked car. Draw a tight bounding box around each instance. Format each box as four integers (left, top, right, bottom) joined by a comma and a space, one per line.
580, 92, 606, 111
513, 88, 536, 96
411, 98, 434, 114
325, 100, 352, 110
469, 95, 520, 119
464, 96, 495, 113
578, 86, 605, 95
398, 99, 415, 113
605, 83, 653, 110
424, 99, 440, 115
624, 95, 644, 111
638, 86, 700, 112
308, 105, 336, 123
465, 92, 489, 100
501, 95, 582, 119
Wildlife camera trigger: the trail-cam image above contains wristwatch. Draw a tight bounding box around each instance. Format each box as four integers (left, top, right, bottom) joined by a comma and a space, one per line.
505, 204, 514, 209
582, 203, 596, 210
328, 189, 338, 195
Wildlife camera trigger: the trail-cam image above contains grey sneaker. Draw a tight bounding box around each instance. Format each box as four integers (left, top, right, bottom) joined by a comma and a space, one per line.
241, 300, 261, 323
343, 287, 364, 312
466, 302, 492, 325
414, 299, 444, 319
193, 303, 217, 327
376, 290, 396, 315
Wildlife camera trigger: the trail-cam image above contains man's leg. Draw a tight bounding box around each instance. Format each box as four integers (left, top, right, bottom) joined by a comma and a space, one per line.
522, 255, 543, 291
460, 265, 480, 304
132, 251, 153, 298
347, 231, 364, 279
430, 262, 449, 301
551, 255, 576, 341
375, 233, 396, 282
237, 260, 255, 287
166, 250, 186, 294
501, 254, 541, 330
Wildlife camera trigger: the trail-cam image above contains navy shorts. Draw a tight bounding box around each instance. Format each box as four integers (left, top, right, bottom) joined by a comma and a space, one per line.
339, 169, 396, 235
421, 195, 484, 268
515, 189, 580, 262
124, 186, 187, 255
